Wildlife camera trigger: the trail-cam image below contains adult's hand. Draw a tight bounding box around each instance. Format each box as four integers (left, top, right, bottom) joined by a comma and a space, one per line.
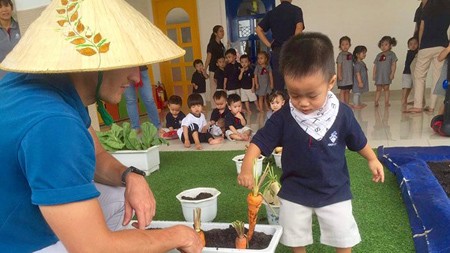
123, 173, 156, 229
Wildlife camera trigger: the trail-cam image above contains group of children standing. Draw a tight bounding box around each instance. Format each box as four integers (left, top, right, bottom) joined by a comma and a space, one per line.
336, 35, 399, 108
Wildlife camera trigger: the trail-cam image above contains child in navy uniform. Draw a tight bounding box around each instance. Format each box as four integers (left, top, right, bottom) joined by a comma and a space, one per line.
224, 94, 252, 141
209, 90, 228, 137
224, 48, 241, 95
163, 95, 185, 139
401, 37, 419, 106
237, 32, 384, 253
191, 59, 209, 105
239, 54, 257, 114
214, 56, 226, 91
177, 94, 223, 150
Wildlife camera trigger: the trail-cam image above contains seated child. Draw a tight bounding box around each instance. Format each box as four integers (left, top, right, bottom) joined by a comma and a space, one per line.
177, 93, 223, 150
266, 90, 286, 120
224, 94, 252, 141
209, 90, 229, 137
163, 95, 185, 139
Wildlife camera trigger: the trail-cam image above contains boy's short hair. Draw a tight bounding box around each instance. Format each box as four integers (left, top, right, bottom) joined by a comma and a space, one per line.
193, 59, 203, 67
168, 95, 182, 106
280, 32, 335, 82
187, 93, 204, 107
213, 90, 227, 100
407, 37, 418, 45
227, 93, 241, 105
216, 55, 225, 63
267, 90, 286, 103
225, 48, 237, 56
240, 54, 249, 61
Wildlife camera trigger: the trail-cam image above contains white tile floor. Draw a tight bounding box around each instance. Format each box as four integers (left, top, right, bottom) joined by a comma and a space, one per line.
154, 90, 448, 152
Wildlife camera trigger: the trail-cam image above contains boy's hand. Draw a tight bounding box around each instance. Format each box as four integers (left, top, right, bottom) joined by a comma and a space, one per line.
235, 112, 244, 120
368, 159, 384, 183
237, 170, 254, 189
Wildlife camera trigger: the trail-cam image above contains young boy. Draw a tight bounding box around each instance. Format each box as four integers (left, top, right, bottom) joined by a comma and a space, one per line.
223, 48, 241, 95
237, 32, 384, 253
163, 95, 185, 139
191, 59, 209, 106
266, 90, 285, 120
177, 93, 223, 150
224, 94, 252, 141
209, 90, 229, 137
239, 54, 257, 114
214, 56, 226, 91
401, 37, 419, 106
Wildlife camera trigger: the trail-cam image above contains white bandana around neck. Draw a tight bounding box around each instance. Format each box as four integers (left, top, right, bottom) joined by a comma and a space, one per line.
290, 91, 339, 141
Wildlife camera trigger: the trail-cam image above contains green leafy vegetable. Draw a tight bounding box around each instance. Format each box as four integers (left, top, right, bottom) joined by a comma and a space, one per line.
96, 122, 168, 151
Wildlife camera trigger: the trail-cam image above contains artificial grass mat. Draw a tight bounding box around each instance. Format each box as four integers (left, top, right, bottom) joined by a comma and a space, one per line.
146, 150, 414, 253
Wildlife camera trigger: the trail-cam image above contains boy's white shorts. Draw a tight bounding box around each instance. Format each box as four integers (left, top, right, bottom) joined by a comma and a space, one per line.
225, 126, 252, 141
402, 74, 413, 89
240, 88, 257, 102
279, 198, 361, 248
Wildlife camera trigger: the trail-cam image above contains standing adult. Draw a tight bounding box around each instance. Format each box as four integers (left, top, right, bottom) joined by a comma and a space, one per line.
256, 0, 304, 91
407, 0, 450, 113
124, 65, 162, 132
0, 0, 20, 80
0, 0, 202, 252
204, 25, 225, 108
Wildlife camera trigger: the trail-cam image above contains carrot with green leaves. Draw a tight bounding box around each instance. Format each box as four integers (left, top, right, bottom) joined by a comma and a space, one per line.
193, 208, 206, 247
231, 220, 247, 249
246, 160, 270, 241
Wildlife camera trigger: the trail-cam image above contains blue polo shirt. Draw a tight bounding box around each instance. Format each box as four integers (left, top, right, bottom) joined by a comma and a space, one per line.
258, 1, 304, 49
252, 103, 367, 207
0, 73, 99, 252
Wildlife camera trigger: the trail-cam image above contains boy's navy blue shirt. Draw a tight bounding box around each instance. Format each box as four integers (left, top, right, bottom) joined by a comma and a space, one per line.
191, 71, 206, 93
251, 103, 367, 208
224, 110, 246, 130
214, 68, 225, 90
403, 50, 418, 74
240, 68, 254, 89
224, 61, 242, 90
210, 107, 229, 122
166, 111, 186, 129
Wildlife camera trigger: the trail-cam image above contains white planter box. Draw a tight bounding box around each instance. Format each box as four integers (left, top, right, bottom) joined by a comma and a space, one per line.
176, 187, 221, 222
272, 152, 282, 168
125, 221, 283, 253
263, 202, 280, 225
232, 154, 264, 177
110, 146, 160, 176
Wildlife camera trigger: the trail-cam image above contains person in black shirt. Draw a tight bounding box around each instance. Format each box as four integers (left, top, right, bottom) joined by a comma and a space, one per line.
256, 0, 304, 91
401, 37, 419, 105
238, 54, 257, 114
224, 48, 242, 95
204, 25, 225, 108
191, 59, 209, 106
214, 56, 226, 91
162, 95, 185, 139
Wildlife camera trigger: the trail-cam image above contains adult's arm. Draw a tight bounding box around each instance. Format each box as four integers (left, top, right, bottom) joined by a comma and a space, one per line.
418, 20, 424, 47
204, 52, 212, 72
89, 127, 156, 229
256, 25, 272, 48
294, 22, 304, 35
40, 198, 202, 253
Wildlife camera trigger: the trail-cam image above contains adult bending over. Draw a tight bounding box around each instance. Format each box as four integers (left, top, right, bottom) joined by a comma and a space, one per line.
0, 0, 202, 252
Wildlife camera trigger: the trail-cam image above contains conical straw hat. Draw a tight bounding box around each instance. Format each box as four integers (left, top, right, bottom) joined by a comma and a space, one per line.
0, 0, 185, 73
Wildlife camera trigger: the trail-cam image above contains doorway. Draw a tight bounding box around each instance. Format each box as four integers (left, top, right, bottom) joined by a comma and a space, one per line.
152, 0, 201, 107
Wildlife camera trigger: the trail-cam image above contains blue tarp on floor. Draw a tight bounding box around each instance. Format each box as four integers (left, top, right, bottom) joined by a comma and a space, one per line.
377, 146, 450, 253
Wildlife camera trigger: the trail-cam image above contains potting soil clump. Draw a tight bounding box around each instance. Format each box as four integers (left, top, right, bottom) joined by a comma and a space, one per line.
204, 226, 272, 249
181, 192, 213, 200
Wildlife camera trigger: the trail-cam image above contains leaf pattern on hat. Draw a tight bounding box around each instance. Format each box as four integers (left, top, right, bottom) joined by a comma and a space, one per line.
56, 0, 110, 63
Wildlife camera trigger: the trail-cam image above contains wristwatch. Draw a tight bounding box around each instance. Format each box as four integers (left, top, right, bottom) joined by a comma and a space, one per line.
121, 166, 146, 186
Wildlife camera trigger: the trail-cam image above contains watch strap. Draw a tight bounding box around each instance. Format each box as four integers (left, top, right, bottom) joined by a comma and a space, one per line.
121, 166, 146, 186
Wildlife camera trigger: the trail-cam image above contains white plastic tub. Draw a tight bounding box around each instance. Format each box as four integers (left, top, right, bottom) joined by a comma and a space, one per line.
232, 154, 264, 176
125, 221, 283, 253
110, 146, 159, 176
263, 202, 280, 225
272, 152, 282, 168
176, 187, 221, 222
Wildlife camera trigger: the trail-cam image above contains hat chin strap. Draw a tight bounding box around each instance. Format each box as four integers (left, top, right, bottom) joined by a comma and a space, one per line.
95, 71, 114, 126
